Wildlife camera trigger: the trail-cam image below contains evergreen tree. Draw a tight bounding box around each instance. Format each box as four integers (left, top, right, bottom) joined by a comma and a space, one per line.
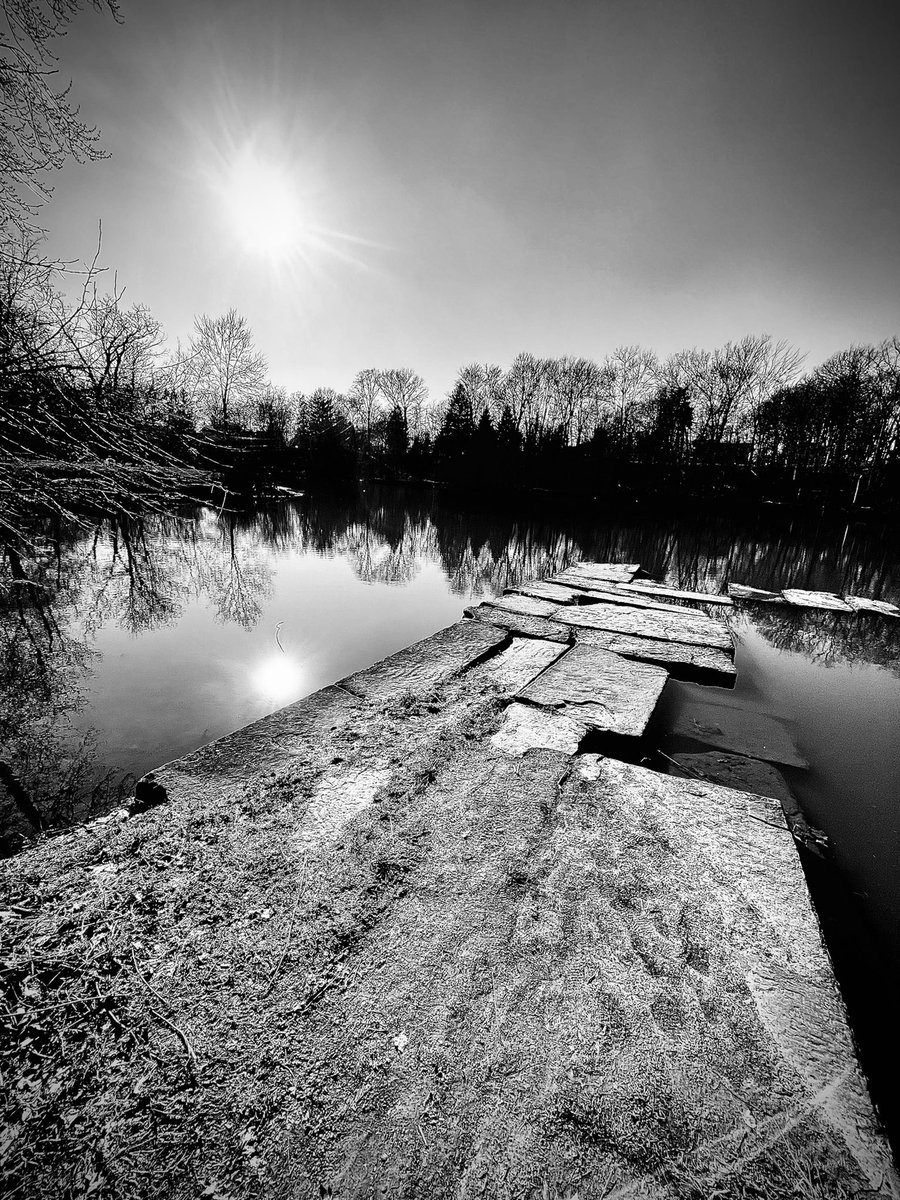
436, 384, 476, 459
384, 404, 408, 473
496, 405, 522, 454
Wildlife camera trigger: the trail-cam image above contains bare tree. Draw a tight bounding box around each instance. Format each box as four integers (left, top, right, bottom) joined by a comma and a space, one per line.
378, 367, 427, 435
253, 384, 293, 445
454, 362, 502, 421
604, 345, 659, 439
501, 352, 548, 435
544, 356, 611, 444
347, 368, 385, 451
1, 0, 121, 247
660, 336, 802, 447
53, 288, 163, 408
189, 309, 267, 428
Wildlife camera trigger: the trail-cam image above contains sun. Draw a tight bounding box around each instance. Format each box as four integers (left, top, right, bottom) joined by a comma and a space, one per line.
222, 149, 303, 256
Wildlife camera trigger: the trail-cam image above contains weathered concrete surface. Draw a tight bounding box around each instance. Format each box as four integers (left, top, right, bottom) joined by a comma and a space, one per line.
490, 700, 587, 755
575, 626, 737, 682
551, 598, 734, 651
519, 643, 668, 737
343, 619, 507, 699
484, 636, 567, 691
618, 580, 734, 607
846, 594, 900, 618
554, 560, 640, 585
669, 696, 809, 769
3, 600, 896, 1198
464, 602, 572, 642
781, 589, 855, 613
728, 583, 785, 602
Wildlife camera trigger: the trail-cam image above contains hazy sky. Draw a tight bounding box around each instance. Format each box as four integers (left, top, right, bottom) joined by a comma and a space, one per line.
44, 0, 900, 400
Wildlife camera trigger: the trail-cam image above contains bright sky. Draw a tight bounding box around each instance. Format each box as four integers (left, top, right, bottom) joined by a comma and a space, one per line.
43, 0, 900, 400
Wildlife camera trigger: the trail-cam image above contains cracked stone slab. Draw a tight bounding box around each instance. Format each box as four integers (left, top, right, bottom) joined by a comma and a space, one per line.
342, 620, 507, 699
490, 701, 587, 755
574, 627, 736, 682
549, 599, 734, 651
464, 605, 571, 643
845, 595, 900, 618
485, 637, 568, 692
554, 561, 640, 585
617, 581, 734, 607
780, 588, 854, 613
728, 582, 784, 602
518, 643, 668, 737
669, 697, 809, 768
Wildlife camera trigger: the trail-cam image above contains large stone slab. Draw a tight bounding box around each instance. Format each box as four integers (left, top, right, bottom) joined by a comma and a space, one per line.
464, 604, 571, 643
669, 696, 809, 768
485, 592, 560, 619
343, 619, 507, 699
617, 580, 734, 607
550, 599, 734, 651
781, 588, 854, 613
846, 594, 900, 618
548, 578, 700, 614
484, 637, 567, 691
728, 582, 784, 602
518, 643, 668, 737
575, 627, 737, 682
554, 561, 640, 585
572, 756, 897, 1198
506, 580, 584, 604
489, 701, 587, 755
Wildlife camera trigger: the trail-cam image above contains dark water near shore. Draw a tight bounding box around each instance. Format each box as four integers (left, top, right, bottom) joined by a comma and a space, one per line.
3, 485, 900, 1143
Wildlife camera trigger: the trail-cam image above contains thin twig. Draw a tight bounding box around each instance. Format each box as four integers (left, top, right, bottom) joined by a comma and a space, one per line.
130, 948, 197, 1071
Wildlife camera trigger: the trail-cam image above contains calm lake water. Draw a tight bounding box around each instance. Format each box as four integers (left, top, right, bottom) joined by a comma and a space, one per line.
3, 485, 900, 1141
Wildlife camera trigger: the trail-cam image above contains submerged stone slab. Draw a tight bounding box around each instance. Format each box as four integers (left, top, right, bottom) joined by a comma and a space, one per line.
618, 580, 734, 607
490, 701, 587, 755
846, 594, 900, 618
728, 582, 784, 602
781, 588, 854, 613
575, 627, 737, 682
343, 620, 507, 699
550, 599, 734, 651
669, 696, 809, 768
518, 643, 668, 737
485, 637, 567, 692
670, 751, 795, 805
554, 561, 640, 585
464, 604, 571, 643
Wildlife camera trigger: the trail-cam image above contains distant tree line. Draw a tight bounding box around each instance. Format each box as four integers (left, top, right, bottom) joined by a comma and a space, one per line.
2, 244, 899, 540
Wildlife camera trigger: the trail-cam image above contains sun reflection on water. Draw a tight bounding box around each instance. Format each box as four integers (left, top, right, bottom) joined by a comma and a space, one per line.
251, 653, 305, 705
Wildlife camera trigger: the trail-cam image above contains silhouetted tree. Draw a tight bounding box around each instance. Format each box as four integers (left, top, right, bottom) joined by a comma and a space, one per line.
189, 309, 266, 428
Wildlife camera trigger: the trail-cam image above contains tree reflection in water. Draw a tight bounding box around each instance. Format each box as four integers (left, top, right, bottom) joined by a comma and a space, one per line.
1, 486, 898, 846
